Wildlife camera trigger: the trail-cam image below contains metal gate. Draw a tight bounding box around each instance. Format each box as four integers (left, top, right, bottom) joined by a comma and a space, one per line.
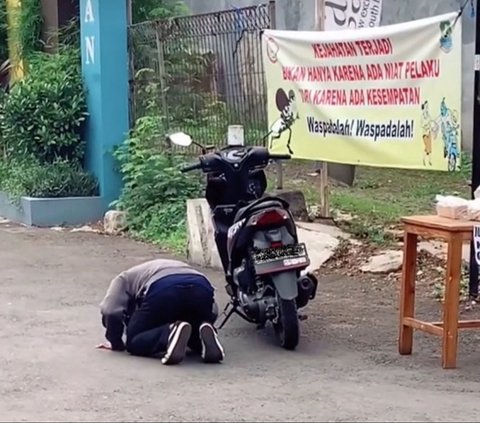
127, 2, 275, 147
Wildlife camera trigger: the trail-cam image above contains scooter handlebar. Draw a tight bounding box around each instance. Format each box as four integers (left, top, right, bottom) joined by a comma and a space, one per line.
269, 154, 292, 160
180, 162, 202, 173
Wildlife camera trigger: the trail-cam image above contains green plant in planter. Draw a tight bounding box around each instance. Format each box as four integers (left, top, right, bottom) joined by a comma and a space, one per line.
0, 47, 87, 164
0, 158, 99, 201
114, 115, 202, 252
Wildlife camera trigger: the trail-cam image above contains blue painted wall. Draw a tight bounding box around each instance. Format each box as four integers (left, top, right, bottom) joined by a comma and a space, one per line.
80, 0, 129, 209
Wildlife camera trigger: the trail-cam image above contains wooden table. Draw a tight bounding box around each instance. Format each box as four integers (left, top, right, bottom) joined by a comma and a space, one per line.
399, 215, 480, 369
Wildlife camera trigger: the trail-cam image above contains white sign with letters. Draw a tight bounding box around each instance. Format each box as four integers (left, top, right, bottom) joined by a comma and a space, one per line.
324, 0, 383, 31
474, 226, 480, 266
84, 0, 95, 65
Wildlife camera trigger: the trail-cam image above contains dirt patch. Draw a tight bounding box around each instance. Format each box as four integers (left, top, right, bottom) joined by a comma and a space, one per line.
321, 239, 475, 307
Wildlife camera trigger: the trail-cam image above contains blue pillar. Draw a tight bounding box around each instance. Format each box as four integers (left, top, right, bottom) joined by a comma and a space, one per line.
79, 0, 129, 209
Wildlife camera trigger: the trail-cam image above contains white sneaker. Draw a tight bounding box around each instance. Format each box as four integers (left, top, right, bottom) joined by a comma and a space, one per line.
161, 321, 192, 365
199, 322, 225, 364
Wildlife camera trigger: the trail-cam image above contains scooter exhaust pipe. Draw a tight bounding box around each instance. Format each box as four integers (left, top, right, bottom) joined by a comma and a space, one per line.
296, 274, 318, 309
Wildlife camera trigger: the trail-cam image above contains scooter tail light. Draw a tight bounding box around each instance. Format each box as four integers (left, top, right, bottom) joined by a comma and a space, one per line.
252, 209, 288, 226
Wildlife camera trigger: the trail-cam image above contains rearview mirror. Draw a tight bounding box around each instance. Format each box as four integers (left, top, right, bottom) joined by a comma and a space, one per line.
167, 132, 192, 147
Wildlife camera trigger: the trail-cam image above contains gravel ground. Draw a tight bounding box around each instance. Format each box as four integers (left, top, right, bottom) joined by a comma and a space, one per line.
1, 221, 480, 422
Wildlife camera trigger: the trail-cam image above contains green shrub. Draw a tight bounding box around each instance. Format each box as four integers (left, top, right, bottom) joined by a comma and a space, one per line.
133, 0, 188, 23
114, 115, 202, 252
0, 157, 8, 183
0, 47, 87, 164
0, 1, 8, 62
57, 17, 80, 50
0, 158, 98, 200
15, 0, 43, 60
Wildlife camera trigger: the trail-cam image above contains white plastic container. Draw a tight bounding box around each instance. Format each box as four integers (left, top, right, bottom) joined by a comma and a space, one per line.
435, 195, 469, 220
474, 185, 480, 199
227, 125, 244, 146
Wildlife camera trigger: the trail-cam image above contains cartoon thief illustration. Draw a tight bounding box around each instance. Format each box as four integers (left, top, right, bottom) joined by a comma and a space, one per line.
421, 101, 438, 166
268, 88, 299, 155
444, 109, 460, 171
430, 97, 460, 171
439, 97, 451, 159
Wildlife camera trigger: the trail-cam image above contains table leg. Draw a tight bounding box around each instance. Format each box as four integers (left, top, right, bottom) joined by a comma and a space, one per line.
442, 233, 463, 369
399, 231, 418, 355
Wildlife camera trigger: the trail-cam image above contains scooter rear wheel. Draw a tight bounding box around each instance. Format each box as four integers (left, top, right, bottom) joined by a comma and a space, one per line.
274, 298, 300, 350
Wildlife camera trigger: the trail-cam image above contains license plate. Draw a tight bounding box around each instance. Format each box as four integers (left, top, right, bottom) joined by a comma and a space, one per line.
251, 243, 309, 274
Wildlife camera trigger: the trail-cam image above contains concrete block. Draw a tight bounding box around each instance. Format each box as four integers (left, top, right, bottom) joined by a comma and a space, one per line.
296, 223, 342, 272
186, 198, 223, 269
104, 210, 128, 235
268, 190, 309, 220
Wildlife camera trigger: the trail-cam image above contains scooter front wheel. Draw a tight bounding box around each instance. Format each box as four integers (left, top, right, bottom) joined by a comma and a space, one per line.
273, 298, 300, 350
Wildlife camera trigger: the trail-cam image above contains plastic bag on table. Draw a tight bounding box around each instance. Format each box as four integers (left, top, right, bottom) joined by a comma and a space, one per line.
467, 198, 480, 221
435, 195, 469, 219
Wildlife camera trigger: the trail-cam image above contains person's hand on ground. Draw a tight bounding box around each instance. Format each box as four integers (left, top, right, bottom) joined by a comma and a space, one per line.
96, 340, 126, 352
96, 341, 112, 350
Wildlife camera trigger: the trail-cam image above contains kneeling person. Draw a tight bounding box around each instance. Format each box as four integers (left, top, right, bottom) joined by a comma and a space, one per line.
98, 259, 225, 364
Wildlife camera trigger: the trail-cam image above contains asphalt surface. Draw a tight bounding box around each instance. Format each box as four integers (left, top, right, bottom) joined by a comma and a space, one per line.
1, 221, 480, 422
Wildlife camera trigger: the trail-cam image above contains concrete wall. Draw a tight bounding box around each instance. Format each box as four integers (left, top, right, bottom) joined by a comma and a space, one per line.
184, 0, 475, 152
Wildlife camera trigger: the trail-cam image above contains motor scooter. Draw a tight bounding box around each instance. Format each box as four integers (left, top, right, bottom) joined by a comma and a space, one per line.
168, 132, 318, 350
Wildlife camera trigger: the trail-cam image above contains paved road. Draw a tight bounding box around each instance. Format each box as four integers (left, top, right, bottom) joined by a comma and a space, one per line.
1, 222, 480, 422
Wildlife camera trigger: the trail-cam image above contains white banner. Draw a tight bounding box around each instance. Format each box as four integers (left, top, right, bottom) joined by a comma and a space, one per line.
324, 0, 383, 31
262, 12, 463, 171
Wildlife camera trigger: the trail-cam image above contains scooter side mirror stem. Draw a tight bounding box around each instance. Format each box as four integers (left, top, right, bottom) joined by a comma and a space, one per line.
192, 140, 208, 154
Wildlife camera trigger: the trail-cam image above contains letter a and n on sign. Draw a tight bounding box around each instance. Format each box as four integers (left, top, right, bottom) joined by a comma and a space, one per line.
84, 0, 95, 65
85, 0, 95, 23
85, 36, 95, 65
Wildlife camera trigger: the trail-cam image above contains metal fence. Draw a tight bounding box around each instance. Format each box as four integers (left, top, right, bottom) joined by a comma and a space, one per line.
127, 2, 275, 147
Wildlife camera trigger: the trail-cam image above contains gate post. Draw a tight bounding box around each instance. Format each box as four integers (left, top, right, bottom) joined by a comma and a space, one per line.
79, 0, 129, 209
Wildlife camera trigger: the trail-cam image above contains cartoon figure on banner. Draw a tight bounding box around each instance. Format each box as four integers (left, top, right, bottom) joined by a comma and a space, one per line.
438, 97, 460, 171
439, 20, 453, 53
445, 109, 460, 171
268, 88, 299, 155
420, 100, 439, 166
420, 97, 459, 171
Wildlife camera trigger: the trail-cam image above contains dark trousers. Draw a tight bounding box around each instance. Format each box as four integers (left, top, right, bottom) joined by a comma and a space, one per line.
126, 275, 216, 357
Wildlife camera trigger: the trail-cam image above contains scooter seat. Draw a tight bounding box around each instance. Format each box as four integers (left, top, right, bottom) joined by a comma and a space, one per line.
233, 197, 288, 224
